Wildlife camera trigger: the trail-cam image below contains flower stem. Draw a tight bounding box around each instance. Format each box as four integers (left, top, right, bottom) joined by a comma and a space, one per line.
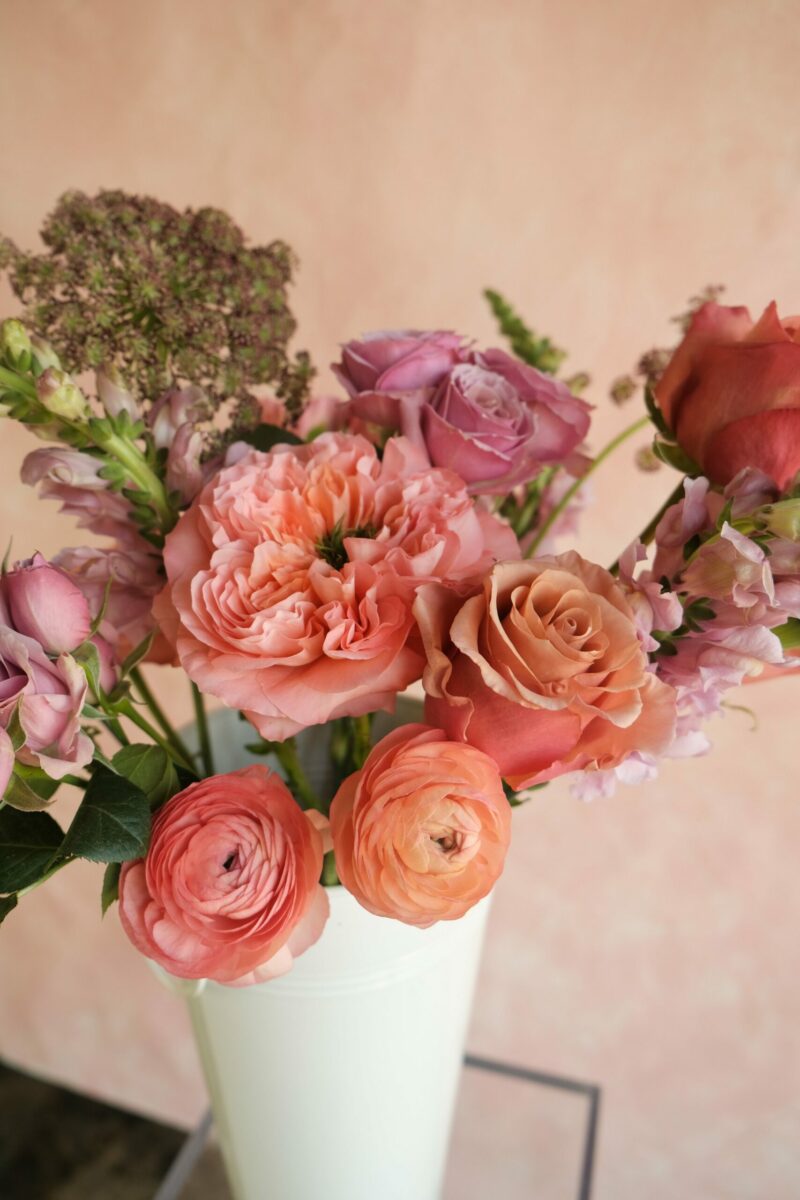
321, 851, 339, 887
191, 683, 215, 777
272, 739, 324, 812
608, 478, 687, 575
524, 414, 652, 558
132, 668, 197, 767
96, 430, 175, 532
351, 714, 372, 770
116, 699, 197, 774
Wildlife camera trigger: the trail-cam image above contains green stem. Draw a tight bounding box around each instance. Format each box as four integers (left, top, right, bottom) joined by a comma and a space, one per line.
525, 415, 652, 558
191, 683, 215, 777
132, 668, 196, 766
273, 739, 324, 812
609, 478, 687, 575
321, 851, 339, 887
98, 431, 174, 531
351, 714, 372, 771
0, 364, 37, 399
105, 717, 131, 748
117, 700, 197, 774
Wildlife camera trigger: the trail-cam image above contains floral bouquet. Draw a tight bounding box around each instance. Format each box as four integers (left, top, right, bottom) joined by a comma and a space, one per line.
1, 192, 798, 991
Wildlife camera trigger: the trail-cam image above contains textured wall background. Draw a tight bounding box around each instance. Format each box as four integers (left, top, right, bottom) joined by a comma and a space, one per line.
2, 2, 800, 1196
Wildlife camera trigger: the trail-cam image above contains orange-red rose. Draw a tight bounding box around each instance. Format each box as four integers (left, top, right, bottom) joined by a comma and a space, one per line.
655, 301, 800, 490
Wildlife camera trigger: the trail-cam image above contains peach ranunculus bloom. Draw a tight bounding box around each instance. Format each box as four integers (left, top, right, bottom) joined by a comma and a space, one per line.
415, 553, 678, 790
154, 432, 519, 740
330, 724, 511, 927
118, 766, 328, 986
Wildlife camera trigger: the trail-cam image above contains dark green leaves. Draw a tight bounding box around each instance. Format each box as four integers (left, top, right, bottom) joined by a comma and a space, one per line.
112, 744, 179, 809
0, 806, 63, 892
237, 423, 303, 453
101, 862, 121, 915
59, 765, 150, 863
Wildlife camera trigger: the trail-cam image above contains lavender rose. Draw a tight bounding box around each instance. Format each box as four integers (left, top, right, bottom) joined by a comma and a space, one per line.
3, 553, 91, 654
420, 349, 591, 490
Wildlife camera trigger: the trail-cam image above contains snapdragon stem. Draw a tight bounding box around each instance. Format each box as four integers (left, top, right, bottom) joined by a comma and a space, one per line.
191, 683, 215, 777
94, 430, 174, 532
132, 668, 196, 767
524, 414, 652, 558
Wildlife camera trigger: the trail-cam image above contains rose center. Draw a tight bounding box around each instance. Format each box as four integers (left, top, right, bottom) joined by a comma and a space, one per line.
222, 852, 237, 871
317, 519, 377, 570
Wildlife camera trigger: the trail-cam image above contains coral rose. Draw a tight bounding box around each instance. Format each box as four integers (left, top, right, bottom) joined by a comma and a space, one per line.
155, 433, 518, 739
118, 766, 328, 986
655, 301, 800, 490
415, 553, 677, 789
330, 724, 511, 927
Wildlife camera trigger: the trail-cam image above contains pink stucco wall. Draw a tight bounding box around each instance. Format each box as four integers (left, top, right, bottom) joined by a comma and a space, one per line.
2, 3, 799, 1195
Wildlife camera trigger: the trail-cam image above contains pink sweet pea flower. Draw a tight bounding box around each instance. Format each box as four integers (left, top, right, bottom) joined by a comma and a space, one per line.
119, 766, 328, 986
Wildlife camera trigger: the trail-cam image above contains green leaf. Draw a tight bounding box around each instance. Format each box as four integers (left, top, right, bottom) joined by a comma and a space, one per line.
0, 893, 17, 924
0, 806, 64, 891
237, 423, 303, 453
58, 765, 150, 863
775, 618, 800, 651
101, 862, 121, 915
644, 386, 672, 438
73, 640, 103, 698
652, 438, 701, 475
112, 744, 179, 809
3, 770, 59, 811
119, 632, 154, 677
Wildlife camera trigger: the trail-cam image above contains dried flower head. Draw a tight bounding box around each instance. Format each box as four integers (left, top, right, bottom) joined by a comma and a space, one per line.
2, 190, 313, 423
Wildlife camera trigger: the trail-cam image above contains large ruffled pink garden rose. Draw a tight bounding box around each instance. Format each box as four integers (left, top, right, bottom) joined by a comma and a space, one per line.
118, 766, 328, 986
155, 433, 518, 739
415, 553, 677, 789
330, 724, 511, 927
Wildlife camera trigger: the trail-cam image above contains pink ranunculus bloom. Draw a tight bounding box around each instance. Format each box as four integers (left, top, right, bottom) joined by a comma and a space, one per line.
55, 544, 171, 665
655, 301, 800, 490
154, 433, 519, 740
3, 552, 91, 654
330, 724, 511, 927
118, 766, 328, 986
334, 330, 465, 405
0, 624, 93, 781
415, 553, 677, 790
21, 447, 140, 547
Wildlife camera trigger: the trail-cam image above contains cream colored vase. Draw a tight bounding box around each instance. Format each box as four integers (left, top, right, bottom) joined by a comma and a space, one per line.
154, 702, 492, 1200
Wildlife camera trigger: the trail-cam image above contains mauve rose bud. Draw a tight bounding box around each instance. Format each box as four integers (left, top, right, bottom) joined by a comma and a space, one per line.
36, 369, 90, 422
4, 552, 92, 654
97, 366, 138, 421
0, 726, 13, 799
